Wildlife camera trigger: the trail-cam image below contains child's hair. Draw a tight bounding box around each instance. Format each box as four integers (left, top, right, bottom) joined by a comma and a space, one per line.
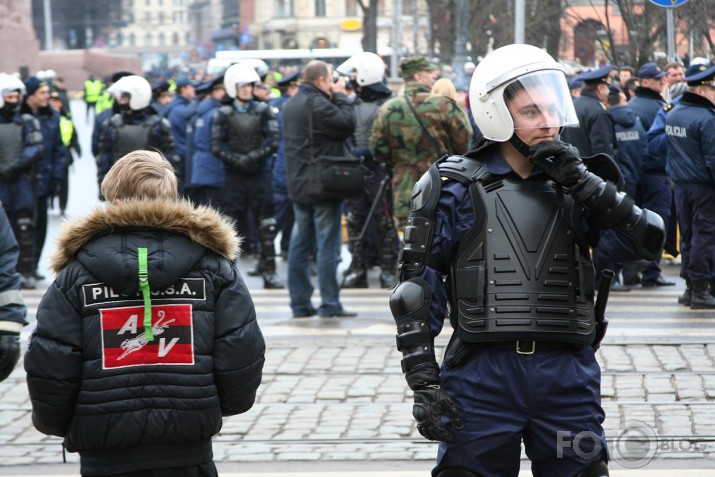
431, 78, 457, 100
101, 150, 178, 202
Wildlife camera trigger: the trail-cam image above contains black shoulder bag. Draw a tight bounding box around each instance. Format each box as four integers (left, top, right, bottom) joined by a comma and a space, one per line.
306, 96, 365, 201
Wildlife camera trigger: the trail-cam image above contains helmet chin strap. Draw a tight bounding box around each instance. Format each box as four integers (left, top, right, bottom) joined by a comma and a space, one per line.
509, 132, 532, 158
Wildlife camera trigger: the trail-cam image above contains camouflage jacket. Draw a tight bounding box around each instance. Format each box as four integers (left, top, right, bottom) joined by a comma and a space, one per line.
370, 82, 472, 224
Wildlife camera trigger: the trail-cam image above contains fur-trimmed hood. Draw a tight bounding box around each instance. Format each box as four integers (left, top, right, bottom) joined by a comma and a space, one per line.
50, 198, 240, 275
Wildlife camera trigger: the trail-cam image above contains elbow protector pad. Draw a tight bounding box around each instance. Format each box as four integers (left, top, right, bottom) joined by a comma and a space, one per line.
390, 277, 440, 390
571, 173, 666, 261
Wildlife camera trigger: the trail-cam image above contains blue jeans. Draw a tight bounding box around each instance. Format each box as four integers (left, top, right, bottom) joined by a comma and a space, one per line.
288, 201, 344, 316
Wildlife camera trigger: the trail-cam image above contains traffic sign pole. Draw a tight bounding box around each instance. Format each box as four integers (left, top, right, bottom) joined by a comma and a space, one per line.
649, 0, 689, 62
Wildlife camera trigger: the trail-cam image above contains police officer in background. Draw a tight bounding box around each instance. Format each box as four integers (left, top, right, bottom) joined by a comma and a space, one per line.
49, 89, 81, 217
166, 75, 197, 193
268, 71, 300, 260
336, 52, 398, 289
211, 63, 283, 289
98, 75, 179, 196
0, 74, 43, 289
561, 65, 616, 157
664, 64, 715, 309
21, 76, 66, 287
185, 76, 226, 207
390, 44, 665, 477
625, 63, 674, 288
91, 72, 134, 161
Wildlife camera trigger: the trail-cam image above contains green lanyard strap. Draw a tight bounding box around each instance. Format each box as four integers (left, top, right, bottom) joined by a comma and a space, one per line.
138, 247, 153, 342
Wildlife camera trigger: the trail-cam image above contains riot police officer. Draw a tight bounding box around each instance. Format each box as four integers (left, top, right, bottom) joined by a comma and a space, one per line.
97, 75, 179, 195
211, 63, 283, 289
389, 44, 666, 477
336, 52, 398, 288
0, 74, 44, 289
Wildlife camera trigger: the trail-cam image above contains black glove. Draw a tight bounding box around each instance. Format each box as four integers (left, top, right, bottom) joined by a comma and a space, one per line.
412, 386, 463, 442
529, 141, 587, 187
0, 333, 20, 382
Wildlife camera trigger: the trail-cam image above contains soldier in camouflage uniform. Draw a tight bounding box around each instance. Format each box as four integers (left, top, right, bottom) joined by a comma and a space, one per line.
370, 56, 473, 226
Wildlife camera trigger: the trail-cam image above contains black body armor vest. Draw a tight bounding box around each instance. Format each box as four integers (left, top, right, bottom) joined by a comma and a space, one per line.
449, 166, 596, 346
0, 120, 24, 176
111, 115, 162, 164
222, 103, 265, 154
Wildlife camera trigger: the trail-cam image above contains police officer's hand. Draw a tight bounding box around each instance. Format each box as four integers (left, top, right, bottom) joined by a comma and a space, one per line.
412, 386, 463, 442
529, 140, 587, 187
0, 333, 20, 382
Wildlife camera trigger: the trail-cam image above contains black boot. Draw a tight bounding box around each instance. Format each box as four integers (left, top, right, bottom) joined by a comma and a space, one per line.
710, 279, 715, 298
342, 211, 368, 288
342, 269, 368, 288
376, 213, 398, 289
247, 260, 263, 277
678, 279, 692, 306
690, 280, 715, 309
258, 217, 284, 289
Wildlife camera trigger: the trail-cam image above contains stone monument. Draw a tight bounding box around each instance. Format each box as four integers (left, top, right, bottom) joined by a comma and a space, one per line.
0, 0, 40, 74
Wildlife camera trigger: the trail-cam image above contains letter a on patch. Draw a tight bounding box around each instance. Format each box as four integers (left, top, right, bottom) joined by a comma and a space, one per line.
100, 304, 195, 369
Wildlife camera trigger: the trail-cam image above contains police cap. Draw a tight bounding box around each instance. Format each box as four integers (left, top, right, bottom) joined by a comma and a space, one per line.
578, 65, 615, 85
637, 63, 665, 79
567, 76, 584, 90
685, 64, 715, 86
151, 79, 171, 95
277, 71, 300, 87
175, 75, 197, 88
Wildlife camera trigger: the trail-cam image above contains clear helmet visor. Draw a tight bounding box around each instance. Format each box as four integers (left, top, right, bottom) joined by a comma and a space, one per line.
502, 70, 578, 132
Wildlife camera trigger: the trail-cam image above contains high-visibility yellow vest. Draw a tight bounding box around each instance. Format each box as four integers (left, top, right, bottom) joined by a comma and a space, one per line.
59, 115, 74, 148
84, 80, 104, 103
95, 91, 113, 114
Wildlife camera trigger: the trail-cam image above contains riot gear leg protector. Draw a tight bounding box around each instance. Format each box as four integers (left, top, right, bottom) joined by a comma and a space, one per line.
258, 217, 284, 289
14, 213, 36, 289
342, 210, 368, 288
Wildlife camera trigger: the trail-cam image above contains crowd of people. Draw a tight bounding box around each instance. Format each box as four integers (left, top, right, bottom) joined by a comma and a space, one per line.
0, 45, 714, 476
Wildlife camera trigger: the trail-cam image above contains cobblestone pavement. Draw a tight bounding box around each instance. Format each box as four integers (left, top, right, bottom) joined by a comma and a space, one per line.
2, 261, 715, 474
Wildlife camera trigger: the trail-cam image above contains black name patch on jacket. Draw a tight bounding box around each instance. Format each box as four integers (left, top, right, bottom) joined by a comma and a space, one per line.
83, 278, 206, 307
101, 304, 194, 369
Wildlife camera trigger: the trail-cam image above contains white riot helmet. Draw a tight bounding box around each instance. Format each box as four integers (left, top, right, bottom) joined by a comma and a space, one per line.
107, 74, 152, 110
469, 44, 578, 142
336, 52, 385, 86
464, 61, 476, 74
0, 73, 26, 109
45, 69, 57, 81
224, 62, 261, 98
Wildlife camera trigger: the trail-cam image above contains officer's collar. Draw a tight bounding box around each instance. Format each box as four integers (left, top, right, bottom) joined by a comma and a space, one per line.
486, 145, 544, 179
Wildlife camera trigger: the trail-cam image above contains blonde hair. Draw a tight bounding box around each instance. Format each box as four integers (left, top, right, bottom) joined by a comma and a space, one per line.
431, 78, 457, 100
101, 150, 178, 203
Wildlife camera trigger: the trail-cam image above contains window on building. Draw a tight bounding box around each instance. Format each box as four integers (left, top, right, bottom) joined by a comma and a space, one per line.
173, 32, 180, 45
159, 32, 165, 46
129, 32, 136, 46
145, 12, 151, 23
159, 12, 164, 24
315, 0, 326, 16
145, 32, 152, 46
345, 0, 357, 16
275, 0, 294, 17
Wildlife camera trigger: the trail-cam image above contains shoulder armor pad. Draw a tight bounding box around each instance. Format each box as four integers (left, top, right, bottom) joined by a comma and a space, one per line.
411, 162, 442, 212
437, 154, 487, 185
254, 101, 268, 113
218, 104, 233, 116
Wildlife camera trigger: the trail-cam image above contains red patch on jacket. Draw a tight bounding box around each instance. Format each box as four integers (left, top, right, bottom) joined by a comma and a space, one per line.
100, 304, 194, 369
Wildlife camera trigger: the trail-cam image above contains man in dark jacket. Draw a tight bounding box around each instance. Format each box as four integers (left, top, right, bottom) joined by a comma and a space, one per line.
25, 150, 265, 477
166, 75, 196, 192
21, 76, 67, 288
282, 60, 356, 318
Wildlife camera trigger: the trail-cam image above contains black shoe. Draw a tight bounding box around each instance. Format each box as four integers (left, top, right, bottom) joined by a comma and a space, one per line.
678, 288, 692, 306
247, 262, 263, 277
342, 270, 368, 288
20, 274, 37, 290
379, 271, 396, 289
33, 270, 45, 280
263, 272, 285, 289
641, 276, 676, 287
293, 309, 317, 318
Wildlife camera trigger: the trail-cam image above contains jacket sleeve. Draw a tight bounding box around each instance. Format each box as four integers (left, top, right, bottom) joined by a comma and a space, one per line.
445, 102, 473, 155
0, 206, 25, 331
210, 109, 242, 167
17, 116, 44, 174
24, 279, 84, 437
313, 93, 355, 142
370, 102, 393, 169
212, 265, 265, 416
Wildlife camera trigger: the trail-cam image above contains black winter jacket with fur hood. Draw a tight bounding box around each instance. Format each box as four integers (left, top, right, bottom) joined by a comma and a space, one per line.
24, 198, 265, 475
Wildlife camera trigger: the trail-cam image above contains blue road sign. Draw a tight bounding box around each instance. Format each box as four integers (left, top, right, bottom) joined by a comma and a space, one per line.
649, 0, 689, 7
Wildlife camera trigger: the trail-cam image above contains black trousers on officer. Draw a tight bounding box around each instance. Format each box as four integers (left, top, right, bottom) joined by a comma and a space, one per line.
219, 170, 274, 243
